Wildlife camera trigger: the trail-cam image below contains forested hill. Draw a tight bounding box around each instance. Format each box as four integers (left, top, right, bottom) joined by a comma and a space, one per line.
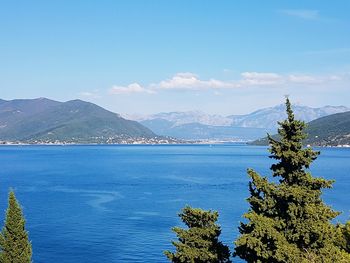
0, 98, 161, 144
305, 111, 350, 146
252, 111, 350, 146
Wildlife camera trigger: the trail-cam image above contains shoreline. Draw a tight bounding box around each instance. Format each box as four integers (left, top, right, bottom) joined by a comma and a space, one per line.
0, 142, 247, 146
0, 142, 349, 148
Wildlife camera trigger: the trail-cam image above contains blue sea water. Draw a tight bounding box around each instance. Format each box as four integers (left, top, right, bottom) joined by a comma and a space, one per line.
0, 144, 349, 262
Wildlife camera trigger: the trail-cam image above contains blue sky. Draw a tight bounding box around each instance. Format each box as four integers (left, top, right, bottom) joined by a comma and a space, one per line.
1, 1, 350, 115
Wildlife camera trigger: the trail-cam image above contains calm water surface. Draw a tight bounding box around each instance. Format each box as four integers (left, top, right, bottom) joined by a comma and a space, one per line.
0, 145, 349, 262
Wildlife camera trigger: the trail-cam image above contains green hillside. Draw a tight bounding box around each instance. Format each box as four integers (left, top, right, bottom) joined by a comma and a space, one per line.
0, 99, 157, 143
252, 111, 350, 146
305, 111, 350, 146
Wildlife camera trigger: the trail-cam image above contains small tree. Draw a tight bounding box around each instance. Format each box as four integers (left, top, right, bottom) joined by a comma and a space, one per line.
0, 190, 32, 263
165, 206, 231, 263
234, 98, 350, 262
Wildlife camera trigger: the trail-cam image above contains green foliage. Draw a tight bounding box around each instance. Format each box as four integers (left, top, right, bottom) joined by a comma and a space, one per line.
0, 191, 32, 263
344, 222, 350, 252
165, 206, 231, 263
234, 98, 350, 262
336, 221, 350, 253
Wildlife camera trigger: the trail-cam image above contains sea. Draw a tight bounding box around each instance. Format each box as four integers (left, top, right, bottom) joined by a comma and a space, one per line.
0, 144, 349, 262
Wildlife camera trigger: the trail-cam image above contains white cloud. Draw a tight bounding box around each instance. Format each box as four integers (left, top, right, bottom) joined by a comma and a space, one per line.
329, 75, 342, 81
153, 72, 237, 90
288, 74, 344, 85
240, 72, 283, 86
239, 72, 343, 87
280, 9, 319, 20
109, 83, 156, 95
151, 72, 285, 90
288, 74, 320, 84
110, 72, 344, 95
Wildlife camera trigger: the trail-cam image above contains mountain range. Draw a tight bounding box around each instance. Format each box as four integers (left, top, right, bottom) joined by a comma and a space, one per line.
0, 98, 161, 144
228, 104, 350, 129
1, 98, 349, 144
129, 105, 350, 141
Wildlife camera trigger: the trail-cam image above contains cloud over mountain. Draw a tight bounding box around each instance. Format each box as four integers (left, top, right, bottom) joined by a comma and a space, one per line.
109, 71, 345, 94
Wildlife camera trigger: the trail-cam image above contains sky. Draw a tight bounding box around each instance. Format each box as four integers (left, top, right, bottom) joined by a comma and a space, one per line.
1, 0, 350, 115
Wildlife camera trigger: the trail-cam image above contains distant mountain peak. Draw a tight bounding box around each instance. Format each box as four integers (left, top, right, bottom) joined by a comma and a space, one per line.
134, 111, 233, 127
134, 104, 350, 130
136, 104, 350, 141
228, 104, 350, 129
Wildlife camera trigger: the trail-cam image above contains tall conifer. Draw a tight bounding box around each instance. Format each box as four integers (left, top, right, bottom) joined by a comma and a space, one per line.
165, 206, 231, 263
234, 98, 350, 262
0, 191, 32, 263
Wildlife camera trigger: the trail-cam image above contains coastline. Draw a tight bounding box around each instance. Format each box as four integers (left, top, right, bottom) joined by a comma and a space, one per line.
0, 142, 349, 148
0, 142, 246, 146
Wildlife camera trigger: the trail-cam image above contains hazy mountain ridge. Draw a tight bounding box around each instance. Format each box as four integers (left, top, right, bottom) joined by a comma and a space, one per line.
135, 111, 233, 127
131, 104, 350, 141
139, 119, 268, 141
228, 104, 350, 129
0, 98, 163, 144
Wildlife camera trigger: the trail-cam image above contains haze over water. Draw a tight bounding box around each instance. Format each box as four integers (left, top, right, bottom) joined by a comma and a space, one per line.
0, 145, 349, 262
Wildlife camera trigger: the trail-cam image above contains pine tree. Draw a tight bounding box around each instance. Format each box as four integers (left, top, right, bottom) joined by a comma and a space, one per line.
164, 206, 231, 263
0, 190, 32, 263
343, 222, 350, 253
234, 98, 350, 262
337, 221, 350, 253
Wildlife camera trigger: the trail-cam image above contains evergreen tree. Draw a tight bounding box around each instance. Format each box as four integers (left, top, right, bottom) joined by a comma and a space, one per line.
337, 221, 350, 253
165, 206, 231, 263
234, 98, 350, 262
343, 222, 350, 253
0, 190, 32, 263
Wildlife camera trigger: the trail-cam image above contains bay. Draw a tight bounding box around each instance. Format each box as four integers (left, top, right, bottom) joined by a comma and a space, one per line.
0, 145, 349, 262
